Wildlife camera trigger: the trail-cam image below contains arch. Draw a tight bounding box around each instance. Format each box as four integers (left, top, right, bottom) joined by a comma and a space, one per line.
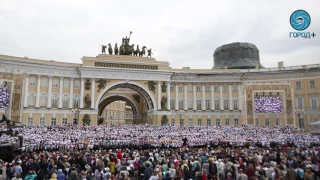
95, 81, 157, 110
98, 94, 140, 116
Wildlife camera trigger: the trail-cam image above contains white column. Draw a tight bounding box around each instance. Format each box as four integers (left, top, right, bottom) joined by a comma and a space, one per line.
157, 81, 161, 110
58, 77, 64, 108
184, 83, 187, 111
47, 76, 53, 108
202, 83, 205, 111
175, 83, 179, 110
80, 78, 85, 108
167, 81, 171, 110
211, 83, 215, 111
91, 78, 95, 109
229, 84, 233, 111
220, 83, 224, 110
23, 74, 30, 108
69, 78, 74, 108
238, 83, 242, 111
35, 75, 41, 108
193, 83, 196, 110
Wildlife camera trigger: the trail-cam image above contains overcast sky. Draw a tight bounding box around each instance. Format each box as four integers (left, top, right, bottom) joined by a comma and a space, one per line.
0, 0, 319, 69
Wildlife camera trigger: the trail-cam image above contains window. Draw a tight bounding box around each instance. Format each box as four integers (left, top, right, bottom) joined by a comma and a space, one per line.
216, 119, 220, 126
63, 94, 69, 108
170, 99, 175, 109
64, 79, 70, 89
180, 119, 184, 126
198, 119, 202, 125
29, 76, 36, 86
187, 84, 192, 92
214, 85, 219, 92
40, 93, 47, 106
179, 99, 183, 109
223, 84, 228, 92
265, 118, 270, 126
52, 94, 58, 107
224, 99, 229, 109
187, 98, 192, 109
178, 86, 183, 92
297, 97, 303, 108
276, 118, 279, 126
310, 80, 315, 88
232, 84, 238, 92
27, 117, 33, 126
205, 85, 210, 92
41, 77, 48, 87
189, 119, 193, 125
255, 118, 259, 126
74, 80, 80, 89
197, 99, 201, 110
53, 78, 59, 88
28, 92, 36, 106
171, 119, 175, 125
313, 117, 318, 122
207, 119, 211, 126
40, 117, 45, 126
51, 118, 57, 126
296, 81, 301, 89
233, 100, 238, 109
311, 98, 317, 109
62, 118, 68, 125
225, 119, 229, 126
206, 99, 210, 110
234, 118, 239, 126
73, 95, 80, 108
170, 85, 174, 92
299, 118, 304, 129
196, 85, 201, 92
215, 99, 220, 110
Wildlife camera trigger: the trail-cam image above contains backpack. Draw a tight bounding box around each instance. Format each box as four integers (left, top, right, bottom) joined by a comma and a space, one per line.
296, 169, 304, 179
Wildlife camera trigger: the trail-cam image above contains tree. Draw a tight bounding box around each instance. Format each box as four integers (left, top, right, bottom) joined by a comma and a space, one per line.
161, 115, 168, 125
82, 114, 91, 125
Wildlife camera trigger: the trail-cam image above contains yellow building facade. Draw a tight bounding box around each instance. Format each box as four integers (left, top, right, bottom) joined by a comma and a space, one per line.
0, 50, 319, 130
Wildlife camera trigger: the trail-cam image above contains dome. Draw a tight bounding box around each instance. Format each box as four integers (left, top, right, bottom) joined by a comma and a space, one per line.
213, 42, 264, 69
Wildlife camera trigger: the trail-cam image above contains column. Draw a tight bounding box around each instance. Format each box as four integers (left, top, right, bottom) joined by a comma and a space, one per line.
91, 78, 95, 109
211, 83, 215, 110
193, 83, 196, 110
35, 75, 41, 108
184, 83, 187, 110
69, 78, 74, 108
23, 74, 30, 108
175, 83, 179, 110
229, 83, 233, 110
80, 78, 85, 108
220, 83, 224, 110
157, 81, 161, 110
47, 76, 53, 108
58, 77, 64, 108
238, 83, 242, 111
202, 83, 205, 111
167, 81, 171, 110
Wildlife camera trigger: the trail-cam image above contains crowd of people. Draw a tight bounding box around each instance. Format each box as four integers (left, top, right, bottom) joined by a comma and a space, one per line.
0, 124, 319, 180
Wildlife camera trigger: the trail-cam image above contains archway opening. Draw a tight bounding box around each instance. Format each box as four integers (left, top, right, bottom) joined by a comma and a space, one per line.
99, 100, 134, 125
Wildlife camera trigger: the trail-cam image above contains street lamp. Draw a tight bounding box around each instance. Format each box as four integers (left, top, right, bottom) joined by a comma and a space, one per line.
295, 108, 304, 129
72, 108, 81, 125
176, 110, 185, 126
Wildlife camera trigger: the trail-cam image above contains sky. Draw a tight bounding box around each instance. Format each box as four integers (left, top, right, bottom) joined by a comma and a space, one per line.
0, 0, 319, 69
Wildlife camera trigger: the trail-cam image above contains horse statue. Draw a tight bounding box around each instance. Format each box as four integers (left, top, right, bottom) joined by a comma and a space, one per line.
140, 46, 147, 57
107, 43, 113, 55
147, 48, 152, 58
101, 45, 107, 54
129, 44, 135, 56
134, 45, 140, 56
114, 43, 119, 55
119, 43, 125, 55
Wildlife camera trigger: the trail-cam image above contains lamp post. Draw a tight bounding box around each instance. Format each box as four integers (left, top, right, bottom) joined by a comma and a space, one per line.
176, 110, 185, 126
295, 108, 304, 129
72, 108, 81, 125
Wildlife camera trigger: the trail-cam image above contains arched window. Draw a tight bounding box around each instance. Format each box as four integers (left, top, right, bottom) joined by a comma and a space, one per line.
28, 92, 36, 106
63, 94, 69, 108
40, 93, 47, 106
73, 95, 80, 108
52, 94, 58, 107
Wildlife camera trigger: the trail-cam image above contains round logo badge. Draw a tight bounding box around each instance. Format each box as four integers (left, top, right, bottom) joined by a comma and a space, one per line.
290, 10, 311, 31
